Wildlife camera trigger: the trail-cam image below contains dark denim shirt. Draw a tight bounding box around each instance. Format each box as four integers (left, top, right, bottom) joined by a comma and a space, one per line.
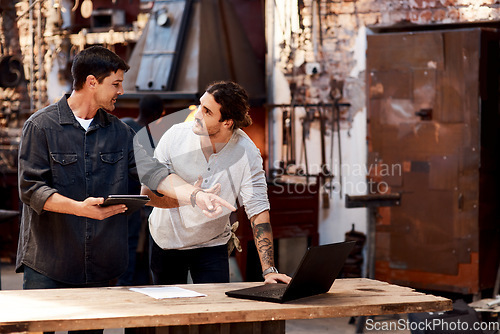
16, 95, 169, 284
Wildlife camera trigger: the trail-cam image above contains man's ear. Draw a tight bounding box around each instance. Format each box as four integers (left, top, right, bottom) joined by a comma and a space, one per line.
86, 75, 97, 89
223, 119, 234, 129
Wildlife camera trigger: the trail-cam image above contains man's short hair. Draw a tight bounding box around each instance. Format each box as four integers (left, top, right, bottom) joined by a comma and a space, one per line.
71, 46, 130, 91
206, 81, 252, 129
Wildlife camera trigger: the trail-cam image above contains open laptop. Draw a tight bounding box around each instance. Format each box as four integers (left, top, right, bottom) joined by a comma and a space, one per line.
225, 241, 355, 303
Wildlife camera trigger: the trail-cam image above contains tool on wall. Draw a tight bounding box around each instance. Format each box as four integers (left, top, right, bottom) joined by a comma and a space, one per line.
299, 108, 314, 183
329, 80, 346, 199
281, 106, 296, 172
81, 0, 93, 19
318, 104, 331, 208
0, 55, 25, 88
269, 101, 350, 196
335, 100, 343, 198
280, 83, 299, 174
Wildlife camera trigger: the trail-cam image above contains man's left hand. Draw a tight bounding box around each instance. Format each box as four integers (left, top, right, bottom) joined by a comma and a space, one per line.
194, 175, 221, 195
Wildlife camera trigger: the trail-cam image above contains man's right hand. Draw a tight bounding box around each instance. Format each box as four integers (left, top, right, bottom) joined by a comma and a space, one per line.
156, 173, 235, 218
79, 197, 127, 220
43, 193, 127, 219
194, 191, 236, 218
193, 175, 228, 217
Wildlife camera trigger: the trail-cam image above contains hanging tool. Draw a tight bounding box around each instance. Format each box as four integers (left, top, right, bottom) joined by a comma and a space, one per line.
281, 107, 290, 172
280, 82, 299, 175
299, 108, 315, 184
289, 104, 296, 168
288, 83, 298, 168
318, 104, 331, 208
329, 80, 347, 199
329, 102, 335, 198
80, 0, 93, 19
318, 104, 329, 177
316, 0, 323, 48
336, 100, 343, 199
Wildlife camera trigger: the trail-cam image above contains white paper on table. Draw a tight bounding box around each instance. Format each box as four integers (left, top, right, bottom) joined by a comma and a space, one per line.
129, 287, 207, 299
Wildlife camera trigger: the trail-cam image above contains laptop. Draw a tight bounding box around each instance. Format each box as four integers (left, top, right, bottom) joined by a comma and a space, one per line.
225, 241, 356, 303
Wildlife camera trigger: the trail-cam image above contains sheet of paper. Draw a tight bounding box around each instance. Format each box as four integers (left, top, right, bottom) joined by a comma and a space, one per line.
130, 287, 207, 299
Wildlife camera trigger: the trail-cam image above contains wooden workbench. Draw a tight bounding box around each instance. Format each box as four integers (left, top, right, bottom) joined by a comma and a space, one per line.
0, 278, 451, 333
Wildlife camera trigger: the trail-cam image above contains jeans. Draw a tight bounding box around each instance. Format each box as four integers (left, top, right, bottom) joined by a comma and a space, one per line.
150, 238, 229, 285
23, 265, 106, 334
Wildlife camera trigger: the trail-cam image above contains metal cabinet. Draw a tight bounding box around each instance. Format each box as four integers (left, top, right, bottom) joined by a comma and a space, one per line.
366, 28, 500, 294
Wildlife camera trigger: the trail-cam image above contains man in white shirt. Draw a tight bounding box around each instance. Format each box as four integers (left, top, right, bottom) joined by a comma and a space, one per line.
142, 81, 291, 285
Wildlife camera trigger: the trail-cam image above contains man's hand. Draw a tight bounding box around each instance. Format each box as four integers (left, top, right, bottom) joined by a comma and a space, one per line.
157, 173, 231, 217
79, 197, 127, 220
194, 191, 236, 218
264, 272, 292, 284
194, 175, 221, 195
42, 193, 127, 219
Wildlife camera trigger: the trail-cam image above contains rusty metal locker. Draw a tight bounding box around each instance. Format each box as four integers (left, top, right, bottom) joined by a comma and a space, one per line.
366, 27, 500, 294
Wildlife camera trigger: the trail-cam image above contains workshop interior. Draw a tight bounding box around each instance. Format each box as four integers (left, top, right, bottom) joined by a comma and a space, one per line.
1, 0, 500, 332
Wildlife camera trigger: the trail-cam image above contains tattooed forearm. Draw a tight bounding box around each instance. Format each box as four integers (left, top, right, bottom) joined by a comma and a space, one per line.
252, 222, 275, 266
257, 237, 274, 266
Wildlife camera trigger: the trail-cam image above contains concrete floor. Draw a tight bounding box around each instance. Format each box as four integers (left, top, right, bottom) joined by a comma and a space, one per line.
0, 263, 407, 333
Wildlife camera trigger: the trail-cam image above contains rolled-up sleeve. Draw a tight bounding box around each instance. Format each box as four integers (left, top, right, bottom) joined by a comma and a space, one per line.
237, 146, 270, 219
18, 121, 58, 215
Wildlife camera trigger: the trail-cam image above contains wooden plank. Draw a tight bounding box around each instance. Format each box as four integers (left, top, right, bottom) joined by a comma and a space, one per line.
0, 279, 451, 333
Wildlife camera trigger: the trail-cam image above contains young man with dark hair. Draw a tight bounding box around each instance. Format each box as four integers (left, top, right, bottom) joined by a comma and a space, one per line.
17, 47, 234, 295
142, 81, 291, 285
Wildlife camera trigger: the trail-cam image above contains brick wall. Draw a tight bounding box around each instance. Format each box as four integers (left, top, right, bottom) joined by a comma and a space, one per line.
277, 0, 500, 119
269, 0, 500, 245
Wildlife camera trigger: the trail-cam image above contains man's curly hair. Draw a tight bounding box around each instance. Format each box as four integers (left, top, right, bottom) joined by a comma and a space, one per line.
206, 81, 252, 129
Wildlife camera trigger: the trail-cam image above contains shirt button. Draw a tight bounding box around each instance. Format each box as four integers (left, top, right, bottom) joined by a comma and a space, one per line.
86, 172, 90, 176
86, 235, 91, 240
208, 167, 211, 171
204, 180, 208, 183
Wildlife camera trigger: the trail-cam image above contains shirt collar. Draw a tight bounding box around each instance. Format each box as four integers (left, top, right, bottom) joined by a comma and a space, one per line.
57, 94, 113, 128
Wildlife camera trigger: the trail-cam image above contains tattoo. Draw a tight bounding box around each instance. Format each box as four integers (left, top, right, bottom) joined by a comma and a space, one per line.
250, 216, 257, 229
252, 222, 274, 266
252, 222, 272, 239
257, 237, 274, 266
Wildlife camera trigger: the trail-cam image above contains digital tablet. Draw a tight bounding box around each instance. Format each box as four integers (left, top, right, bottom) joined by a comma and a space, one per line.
100, 195, 150, 215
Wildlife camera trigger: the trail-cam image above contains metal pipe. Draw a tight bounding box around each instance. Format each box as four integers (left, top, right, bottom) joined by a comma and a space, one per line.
266, 103, 351, 108
37, 0, 43, 109
265, 0, 276, 174
15, 0, 44, 21
29, 0, 35, 112
336, 100, 342, 199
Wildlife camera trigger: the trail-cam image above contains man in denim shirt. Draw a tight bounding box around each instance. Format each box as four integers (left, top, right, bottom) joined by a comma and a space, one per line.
16, 46, 234, 296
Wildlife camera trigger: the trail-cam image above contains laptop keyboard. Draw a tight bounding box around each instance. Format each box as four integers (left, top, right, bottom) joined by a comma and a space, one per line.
253, 285, 287, 298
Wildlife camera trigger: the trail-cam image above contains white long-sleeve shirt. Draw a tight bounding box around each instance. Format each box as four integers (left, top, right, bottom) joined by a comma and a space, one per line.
149, 121, 270, 250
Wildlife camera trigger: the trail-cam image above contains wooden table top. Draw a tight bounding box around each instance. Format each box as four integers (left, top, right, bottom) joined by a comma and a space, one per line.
0, 278, 452, 333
